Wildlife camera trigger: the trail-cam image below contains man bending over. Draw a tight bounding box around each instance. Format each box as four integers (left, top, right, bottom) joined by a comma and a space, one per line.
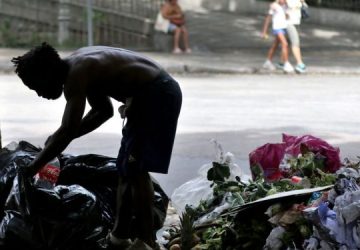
12, 43, 182, 249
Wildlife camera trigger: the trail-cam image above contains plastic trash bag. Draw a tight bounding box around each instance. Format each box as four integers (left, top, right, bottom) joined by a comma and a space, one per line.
0, 141, 169, 249
249, 134, 341, 181
0, 155, 101, 249
249, 143, 286, 181
171, 140, 247, 213
283, 134, 341, 173
171, 177, 213, 214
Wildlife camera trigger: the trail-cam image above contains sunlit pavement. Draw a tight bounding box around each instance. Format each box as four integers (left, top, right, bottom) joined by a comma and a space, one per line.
2, 74, 360, 195
1, 10, 360, 195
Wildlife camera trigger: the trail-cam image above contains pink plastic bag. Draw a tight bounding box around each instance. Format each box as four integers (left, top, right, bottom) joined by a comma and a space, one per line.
249, 143, 286, 181
282, 134, 341, 173
249, 134, 341, 182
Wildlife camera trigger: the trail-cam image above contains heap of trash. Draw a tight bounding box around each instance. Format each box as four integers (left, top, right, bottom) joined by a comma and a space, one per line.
3, 134, 360, 250
160, 134, 360, 250
0, 141, 169, 249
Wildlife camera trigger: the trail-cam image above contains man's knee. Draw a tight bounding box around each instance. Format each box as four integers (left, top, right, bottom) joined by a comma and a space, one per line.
122, 158, 148, 179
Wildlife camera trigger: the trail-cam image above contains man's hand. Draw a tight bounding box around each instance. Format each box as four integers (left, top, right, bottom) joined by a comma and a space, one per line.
21, 161, 41, 178
18, 164, 37, 184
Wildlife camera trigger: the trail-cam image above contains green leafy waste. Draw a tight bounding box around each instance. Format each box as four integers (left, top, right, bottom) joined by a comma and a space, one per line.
174, 150, 338, 250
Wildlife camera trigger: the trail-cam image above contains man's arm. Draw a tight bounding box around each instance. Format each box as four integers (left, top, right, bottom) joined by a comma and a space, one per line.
75, 95, 114, 138
27, 95, 87, 176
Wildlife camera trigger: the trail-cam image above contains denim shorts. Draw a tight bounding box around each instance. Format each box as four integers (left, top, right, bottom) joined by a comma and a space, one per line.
273, 28, 286, 35
168, 23, 177, 33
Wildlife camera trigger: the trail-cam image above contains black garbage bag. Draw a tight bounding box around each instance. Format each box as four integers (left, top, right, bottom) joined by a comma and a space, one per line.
0, 141, 169, 249
58, 153, 169, 232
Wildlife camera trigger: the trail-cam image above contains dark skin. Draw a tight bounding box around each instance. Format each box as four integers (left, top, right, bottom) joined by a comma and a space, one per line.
28, 46, 161, 174
26, 46, 162, 247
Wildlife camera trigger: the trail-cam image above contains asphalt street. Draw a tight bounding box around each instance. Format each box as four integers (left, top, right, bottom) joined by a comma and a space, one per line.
0, 5, 359, 250
2, 73, 360, 195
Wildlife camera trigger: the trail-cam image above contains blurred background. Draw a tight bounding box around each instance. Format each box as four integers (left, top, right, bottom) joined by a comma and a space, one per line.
0, 0, 359, 50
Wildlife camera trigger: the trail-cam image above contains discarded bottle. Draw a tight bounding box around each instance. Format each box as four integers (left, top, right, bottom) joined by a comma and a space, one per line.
34, 158, 60, 189
291, 176, 302, 184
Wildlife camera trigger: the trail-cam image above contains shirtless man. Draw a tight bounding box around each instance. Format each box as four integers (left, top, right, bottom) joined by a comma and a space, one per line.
161, 0, 191, 54
12, 43, 182, 249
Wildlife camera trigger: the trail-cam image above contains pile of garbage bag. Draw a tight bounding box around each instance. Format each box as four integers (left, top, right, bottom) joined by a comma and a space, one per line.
0, 141, 169, 250
163, 134, 360, 250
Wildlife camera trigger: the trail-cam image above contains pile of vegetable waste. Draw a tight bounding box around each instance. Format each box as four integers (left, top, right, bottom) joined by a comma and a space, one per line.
160, 135, 360, 250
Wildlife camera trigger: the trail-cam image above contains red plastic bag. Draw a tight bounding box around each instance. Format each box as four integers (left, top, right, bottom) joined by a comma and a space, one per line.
249, 134, 341, 182
249, 143, 286, 181
282, 134, 341, 173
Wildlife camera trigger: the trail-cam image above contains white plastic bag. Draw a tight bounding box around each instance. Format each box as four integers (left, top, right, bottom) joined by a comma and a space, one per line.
154, 12, 170, 33
171, 177, 213, 213
171, 140, 250, 213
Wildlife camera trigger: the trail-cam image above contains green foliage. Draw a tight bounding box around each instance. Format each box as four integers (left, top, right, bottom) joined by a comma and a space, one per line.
180, 211, 196, 250
207, 162, 231, 183
199, 219, 231, 250
0, 19, 17, 47
284, 151, 336, 187
175, 148, 341, 250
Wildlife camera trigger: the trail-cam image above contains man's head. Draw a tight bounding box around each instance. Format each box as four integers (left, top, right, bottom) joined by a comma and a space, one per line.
12, 42, 67, 100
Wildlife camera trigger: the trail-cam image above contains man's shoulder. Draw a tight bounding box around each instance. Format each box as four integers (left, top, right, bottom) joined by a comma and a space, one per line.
66, 56, 98, 73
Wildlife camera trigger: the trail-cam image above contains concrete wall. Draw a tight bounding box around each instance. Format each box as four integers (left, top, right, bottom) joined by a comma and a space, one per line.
0, 0, 160, 48
181, 0, 360, 30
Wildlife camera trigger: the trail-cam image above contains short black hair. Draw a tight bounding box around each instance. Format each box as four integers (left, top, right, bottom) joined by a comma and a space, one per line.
11, 42, 62, 90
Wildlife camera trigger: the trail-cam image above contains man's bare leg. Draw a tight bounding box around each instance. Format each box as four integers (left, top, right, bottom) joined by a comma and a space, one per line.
111, 176, 133, 246
132, 169, 155, 248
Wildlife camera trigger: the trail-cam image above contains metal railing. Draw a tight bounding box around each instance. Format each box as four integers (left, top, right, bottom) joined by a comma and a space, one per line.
0, 0, 59, 46
67, 0, 163, 48
0, 0, 163, 49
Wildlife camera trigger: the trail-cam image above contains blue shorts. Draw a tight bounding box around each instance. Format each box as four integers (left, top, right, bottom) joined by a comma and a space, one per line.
116, 71, 182, 176
168, 23, 177, 33
273, 29, 286, 35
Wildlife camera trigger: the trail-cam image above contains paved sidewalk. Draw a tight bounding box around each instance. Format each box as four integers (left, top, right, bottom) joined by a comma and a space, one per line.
2, 48, 359, 75
1, 11, 359, 75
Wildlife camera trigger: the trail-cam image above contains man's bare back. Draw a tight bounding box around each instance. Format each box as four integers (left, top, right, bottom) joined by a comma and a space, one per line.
64, 46, 163, 102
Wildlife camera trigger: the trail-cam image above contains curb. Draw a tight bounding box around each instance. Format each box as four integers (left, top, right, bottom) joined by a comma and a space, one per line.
1, 60, 360, 76
165, 64, 360, 76
0, 63, 14, 74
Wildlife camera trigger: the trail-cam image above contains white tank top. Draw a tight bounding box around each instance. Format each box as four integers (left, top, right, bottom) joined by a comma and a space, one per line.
269, 2, 287, 30
286, 0, 302, 25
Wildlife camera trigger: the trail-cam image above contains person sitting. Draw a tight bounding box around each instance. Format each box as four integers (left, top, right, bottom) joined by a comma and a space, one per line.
161, 0, 192, 54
